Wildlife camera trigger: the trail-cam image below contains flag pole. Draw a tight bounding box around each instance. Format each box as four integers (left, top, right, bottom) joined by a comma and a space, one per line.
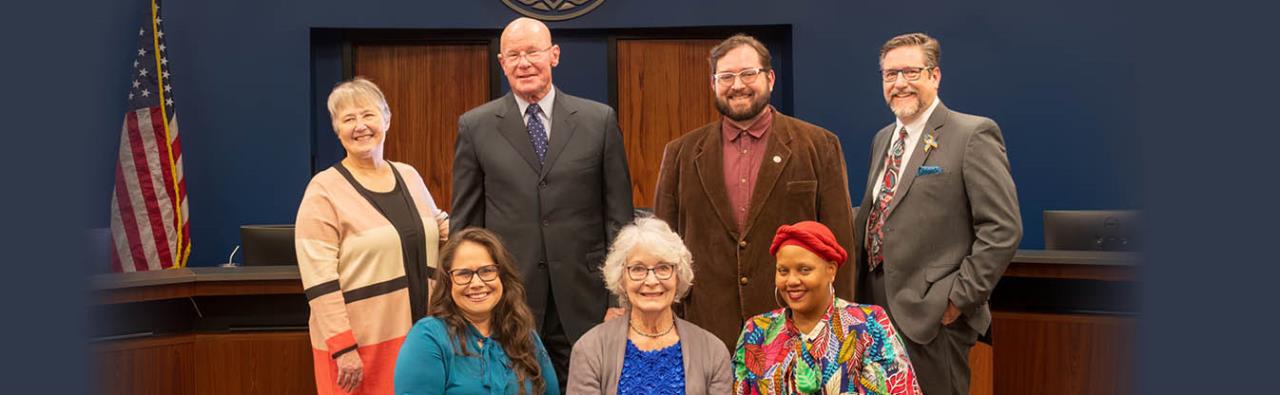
148, 0, 186, 268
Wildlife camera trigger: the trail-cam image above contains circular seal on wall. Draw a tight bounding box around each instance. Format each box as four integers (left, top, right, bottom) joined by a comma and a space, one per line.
501, 0, 605, 21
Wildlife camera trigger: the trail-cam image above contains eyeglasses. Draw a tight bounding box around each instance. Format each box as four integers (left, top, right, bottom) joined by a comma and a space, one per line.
449, 265, 500, 286
500, 45, 555, 65
625, 263, 676, 281
713, 67, 769, 86
881, 66, 934, 82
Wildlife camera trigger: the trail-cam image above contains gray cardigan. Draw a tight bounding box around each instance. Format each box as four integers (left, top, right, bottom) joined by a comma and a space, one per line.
565, 314, 733, 394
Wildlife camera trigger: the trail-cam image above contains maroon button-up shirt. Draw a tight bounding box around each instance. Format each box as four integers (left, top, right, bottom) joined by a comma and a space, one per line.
721, 106, 774, 232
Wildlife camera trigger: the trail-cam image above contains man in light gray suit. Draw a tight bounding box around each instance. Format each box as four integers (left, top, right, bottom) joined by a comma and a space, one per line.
451, 17, 633, 386
853, 32, 1022, 395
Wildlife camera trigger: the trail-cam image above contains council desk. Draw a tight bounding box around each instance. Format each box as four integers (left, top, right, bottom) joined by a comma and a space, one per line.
91, 250, 1136, 395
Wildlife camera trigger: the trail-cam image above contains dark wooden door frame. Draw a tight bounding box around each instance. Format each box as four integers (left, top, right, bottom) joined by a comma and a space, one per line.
337, 28, 505, 100
605, 25, 794, 115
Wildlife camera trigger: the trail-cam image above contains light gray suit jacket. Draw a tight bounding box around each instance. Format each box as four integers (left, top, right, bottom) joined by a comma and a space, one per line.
451, 90, 634, 342
565, 315, 732, 395
853, 102, 1022, 345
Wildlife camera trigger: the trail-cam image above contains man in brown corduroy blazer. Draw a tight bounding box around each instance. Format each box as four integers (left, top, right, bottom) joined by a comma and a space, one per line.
653, 34, 856, 350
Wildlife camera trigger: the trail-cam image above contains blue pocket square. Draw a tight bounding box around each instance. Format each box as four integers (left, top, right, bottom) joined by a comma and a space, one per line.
917, 166, 943, 176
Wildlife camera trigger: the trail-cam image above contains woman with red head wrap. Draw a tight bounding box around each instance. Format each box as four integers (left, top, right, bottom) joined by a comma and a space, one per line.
732, 221, 920, 394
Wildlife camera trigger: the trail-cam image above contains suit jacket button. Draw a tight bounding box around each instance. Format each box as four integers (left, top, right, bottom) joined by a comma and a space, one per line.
542, 219, 550, 227
738, 240, 747, 249
739, 276, 749, 286
539, 181, 547, 189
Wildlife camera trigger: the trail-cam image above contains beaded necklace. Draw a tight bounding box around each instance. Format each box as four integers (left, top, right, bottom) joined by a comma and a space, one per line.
629, 316, 675, 338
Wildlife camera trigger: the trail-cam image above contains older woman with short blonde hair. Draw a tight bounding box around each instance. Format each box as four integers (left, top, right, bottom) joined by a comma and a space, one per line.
566, 217, 732, 393
296, 77, 449, 394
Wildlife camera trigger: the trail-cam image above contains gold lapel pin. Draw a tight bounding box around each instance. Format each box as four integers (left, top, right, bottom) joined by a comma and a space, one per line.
924, 135, 939, 153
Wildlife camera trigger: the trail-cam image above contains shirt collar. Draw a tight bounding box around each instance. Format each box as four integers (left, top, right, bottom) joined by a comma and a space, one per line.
457, 317, 494, 339
514, 85, 556, 118
721, 105, 774, 142
895, 97, 941, 137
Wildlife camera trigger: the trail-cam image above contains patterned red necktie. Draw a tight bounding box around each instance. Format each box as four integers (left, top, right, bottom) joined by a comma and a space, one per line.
866, 127, 908, 271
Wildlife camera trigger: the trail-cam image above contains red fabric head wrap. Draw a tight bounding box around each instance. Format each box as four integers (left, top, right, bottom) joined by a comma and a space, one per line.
768, 221, 847, 266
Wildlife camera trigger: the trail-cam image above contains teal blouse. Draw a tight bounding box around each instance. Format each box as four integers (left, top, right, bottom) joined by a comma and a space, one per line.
394, 317, 560, 394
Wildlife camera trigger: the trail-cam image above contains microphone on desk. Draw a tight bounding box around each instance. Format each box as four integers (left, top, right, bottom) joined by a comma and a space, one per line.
222, 245, 241, 268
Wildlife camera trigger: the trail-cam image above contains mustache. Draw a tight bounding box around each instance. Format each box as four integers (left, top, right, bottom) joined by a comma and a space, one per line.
891, 87, 918, 96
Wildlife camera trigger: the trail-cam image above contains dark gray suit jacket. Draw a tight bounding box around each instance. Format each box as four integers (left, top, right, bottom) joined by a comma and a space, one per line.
451, 90, 634, 342
853, 102, 1022, 345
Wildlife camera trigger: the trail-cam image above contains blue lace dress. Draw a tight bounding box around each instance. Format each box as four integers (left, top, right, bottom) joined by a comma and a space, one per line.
617, 339, 686, 394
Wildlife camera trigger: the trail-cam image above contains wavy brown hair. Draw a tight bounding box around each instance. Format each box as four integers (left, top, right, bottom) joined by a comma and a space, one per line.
427, 228, 544, 395
708, 33, 772, 73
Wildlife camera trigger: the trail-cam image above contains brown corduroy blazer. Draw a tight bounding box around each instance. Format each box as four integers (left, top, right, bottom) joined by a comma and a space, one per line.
653, 111, 856, 349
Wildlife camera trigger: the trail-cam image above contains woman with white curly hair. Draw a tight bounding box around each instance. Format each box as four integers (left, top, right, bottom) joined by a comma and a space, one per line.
566, 217, 732, 394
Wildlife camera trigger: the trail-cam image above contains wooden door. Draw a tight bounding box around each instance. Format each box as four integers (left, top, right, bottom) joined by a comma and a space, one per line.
615, 39, 721, 209
353, 42, 492, 210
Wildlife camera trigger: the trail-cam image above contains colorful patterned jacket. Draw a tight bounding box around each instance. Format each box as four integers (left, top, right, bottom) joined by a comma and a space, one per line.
733, 298, 920, 394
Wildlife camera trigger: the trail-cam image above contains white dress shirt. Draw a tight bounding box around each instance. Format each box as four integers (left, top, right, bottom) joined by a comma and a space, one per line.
872, 98, 942, 199
513, 85, 556, 140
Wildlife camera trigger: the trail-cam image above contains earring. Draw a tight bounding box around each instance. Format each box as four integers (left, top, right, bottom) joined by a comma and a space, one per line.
774, 288, 786, 309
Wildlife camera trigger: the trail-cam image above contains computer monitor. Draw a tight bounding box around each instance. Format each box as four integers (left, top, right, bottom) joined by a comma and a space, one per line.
1043, 210, 1140, 251
239, 224, 297, 266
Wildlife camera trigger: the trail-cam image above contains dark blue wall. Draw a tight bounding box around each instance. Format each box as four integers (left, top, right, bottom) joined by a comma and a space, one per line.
85, 0, 1140, 267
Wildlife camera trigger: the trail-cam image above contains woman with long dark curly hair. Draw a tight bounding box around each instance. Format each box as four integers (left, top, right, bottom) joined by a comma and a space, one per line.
394, 228, 558, 394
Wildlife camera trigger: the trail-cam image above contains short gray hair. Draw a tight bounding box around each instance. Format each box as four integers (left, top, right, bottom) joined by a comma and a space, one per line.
326, 76, 391, 123
601, 217, 695, 307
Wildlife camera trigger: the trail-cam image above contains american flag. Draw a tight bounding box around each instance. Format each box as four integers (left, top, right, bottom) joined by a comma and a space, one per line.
110, 0, 190, 272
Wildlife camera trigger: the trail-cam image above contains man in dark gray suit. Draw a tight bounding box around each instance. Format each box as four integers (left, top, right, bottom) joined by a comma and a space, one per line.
451, 17, 633, 385
853, 32, 1022, 395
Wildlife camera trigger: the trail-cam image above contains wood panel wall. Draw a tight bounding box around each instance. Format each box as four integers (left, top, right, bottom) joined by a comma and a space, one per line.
95, 332, 315, 395
353, 42, 491, 210
993, 311, 1136, 394
95, 335, 196, 395
969, 342, 993, 395
615, 39, 721, 209
194, 332, 315, 395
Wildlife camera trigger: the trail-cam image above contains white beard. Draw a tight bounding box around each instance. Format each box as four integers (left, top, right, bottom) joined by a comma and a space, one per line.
891, 99, 921, 120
